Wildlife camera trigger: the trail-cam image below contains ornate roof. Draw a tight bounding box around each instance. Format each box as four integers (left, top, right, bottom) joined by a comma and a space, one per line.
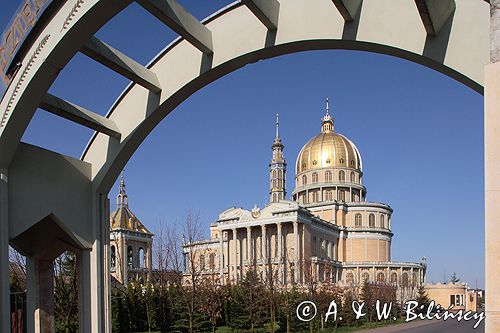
110, 173, 152, 235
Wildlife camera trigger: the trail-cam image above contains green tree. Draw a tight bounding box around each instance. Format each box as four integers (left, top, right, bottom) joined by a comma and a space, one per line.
416, 285, 432, 314
228, 270, 268, 332
54, 252, 79, 333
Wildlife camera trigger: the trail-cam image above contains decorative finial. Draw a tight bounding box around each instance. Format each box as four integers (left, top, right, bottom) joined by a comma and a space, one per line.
276, 112, 280, 140
117, 170, 128, 207
321, 97, 334, 133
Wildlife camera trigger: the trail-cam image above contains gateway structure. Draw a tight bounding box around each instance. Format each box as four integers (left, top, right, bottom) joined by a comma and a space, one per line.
184, 100, 425, 294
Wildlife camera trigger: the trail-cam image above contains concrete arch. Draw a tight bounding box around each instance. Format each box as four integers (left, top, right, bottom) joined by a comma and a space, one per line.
80, 0, 488, 194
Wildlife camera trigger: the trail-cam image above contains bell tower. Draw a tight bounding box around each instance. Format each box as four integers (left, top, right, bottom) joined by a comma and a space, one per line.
269, 113, 286, 203
110, 173, 154, 285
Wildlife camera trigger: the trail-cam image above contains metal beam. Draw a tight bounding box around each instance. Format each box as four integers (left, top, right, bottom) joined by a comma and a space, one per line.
81, 37, 161, 93
415, 0, 455, 36
135, 0, 213, 55
40, 94, 121, 139
331, 0, 362, 22
241, 0, 279, 30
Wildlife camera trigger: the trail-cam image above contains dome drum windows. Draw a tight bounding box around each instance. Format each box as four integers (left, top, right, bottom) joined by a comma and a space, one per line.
354, 213, 362, 227
338, 190, 345, 202
339, 170, 345, 182
302, 175, 307, 186
380, 215, 385, 229
312, 191, 319, 203
312, 172, 318, 183
325, 171, 332, 182
369, 214, 375, 228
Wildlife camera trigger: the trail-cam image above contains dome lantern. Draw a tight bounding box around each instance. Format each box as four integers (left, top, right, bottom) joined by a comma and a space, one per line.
321, 97, 334, 133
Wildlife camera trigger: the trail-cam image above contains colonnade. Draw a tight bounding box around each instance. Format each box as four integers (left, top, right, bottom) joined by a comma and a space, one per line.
218, 221, 301, 284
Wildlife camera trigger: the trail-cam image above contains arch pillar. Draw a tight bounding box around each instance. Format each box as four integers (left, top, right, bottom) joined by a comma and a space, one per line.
0, 169, 8, 333
486, 3, 500, 332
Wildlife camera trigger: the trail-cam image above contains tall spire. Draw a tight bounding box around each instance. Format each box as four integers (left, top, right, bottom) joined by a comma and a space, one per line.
276, 112, 280, 140
270, 113, 286, 203
117, 170, 129, 207
321, 97, 334, 133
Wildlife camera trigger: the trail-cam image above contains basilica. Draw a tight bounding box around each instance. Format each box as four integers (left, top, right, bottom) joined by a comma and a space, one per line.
182, 99, 426, 293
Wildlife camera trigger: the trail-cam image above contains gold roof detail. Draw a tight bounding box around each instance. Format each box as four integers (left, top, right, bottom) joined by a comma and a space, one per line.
295, 99, 362, 174
110, 205, 152, 234
110, 173, 152, 235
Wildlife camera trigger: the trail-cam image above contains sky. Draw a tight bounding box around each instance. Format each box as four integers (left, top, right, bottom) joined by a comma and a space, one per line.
1, 1, 485, 288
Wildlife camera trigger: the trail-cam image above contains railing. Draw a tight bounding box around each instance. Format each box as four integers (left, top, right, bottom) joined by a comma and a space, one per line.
10, 292, 26, 333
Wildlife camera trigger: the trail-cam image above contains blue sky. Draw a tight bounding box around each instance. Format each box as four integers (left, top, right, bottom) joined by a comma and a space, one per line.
2, 1, 484, 288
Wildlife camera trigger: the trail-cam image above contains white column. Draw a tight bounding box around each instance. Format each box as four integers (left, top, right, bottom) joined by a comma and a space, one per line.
277, 222, 283, 284
219, 230, 224, 282
246, 226, 252, 271
486, 15, 500, 328
79, 250, 92, 333
0, 169, 8, 333
233, 228, 238, 281
27, 258, 55, 333
90, 194, 111, 333
261, 225, 267, 281
293, 221, 299, 283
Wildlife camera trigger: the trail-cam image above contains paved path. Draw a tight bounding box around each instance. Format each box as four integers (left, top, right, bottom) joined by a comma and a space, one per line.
355, 319, 484, 333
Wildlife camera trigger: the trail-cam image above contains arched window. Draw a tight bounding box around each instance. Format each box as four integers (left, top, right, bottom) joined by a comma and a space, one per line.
312, 191, 319, 203
312, 236, 317, 255
312, 172, 318, 183
390, 272, 398, 285
325, 171, 332, 182
355, 213, 362, 227
302, 175, 307, 185
369, 214, 375, 227
273, 193, 277, 202
326, 191, 332, 201
402, 272, 409, 287
362, 272, 370, 282
278, 170, 282, 178
377, 272, 385, 283
346, 272, 354, 284
199, 255, 205, 271
339, 170, 345, 182
127, 246, 133, 269
139, 247, 145, 268
272, 170, 276, 178
380, 215, 385, 229
111, 246, 116, 269
350, 172, 355, 182
338, 190, 345, 202
209, 253, 216, 271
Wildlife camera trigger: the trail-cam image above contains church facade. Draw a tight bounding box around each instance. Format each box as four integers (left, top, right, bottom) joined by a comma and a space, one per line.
183, 100, 426, 294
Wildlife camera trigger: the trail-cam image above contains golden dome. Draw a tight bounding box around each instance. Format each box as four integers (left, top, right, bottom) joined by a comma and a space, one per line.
296, 99, 362, 174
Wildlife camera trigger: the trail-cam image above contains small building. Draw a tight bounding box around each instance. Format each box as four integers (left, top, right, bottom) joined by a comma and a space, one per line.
424, 283, 478, 312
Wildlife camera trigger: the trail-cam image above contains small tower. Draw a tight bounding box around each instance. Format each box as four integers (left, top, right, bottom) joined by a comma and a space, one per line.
270, 113, 286, 203
110, 173, 153, 285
